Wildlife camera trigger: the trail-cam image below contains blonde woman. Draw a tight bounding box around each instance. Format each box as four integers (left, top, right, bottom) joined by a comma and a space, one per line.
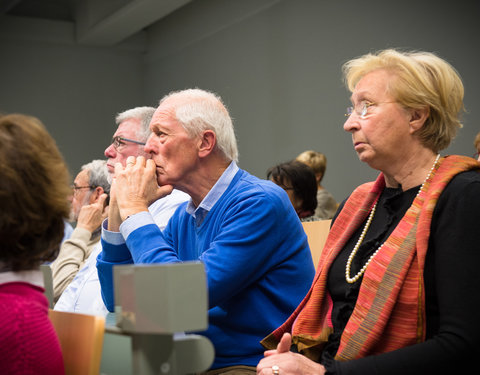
258, 49, 480, 375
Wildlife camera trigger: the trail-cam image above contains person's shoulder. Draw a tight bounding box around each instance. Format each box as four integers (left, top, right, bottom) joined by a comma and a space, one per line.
318, 188, 336, 201
232, 169, 287, 201
445, 169, 480, 190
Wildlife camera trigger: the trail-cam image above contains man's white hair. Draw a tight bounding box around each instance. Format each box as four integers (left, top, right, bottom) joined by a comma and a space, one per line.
115, 106, 156, 142
81, 159, 110, 196
159, 89, 239, 162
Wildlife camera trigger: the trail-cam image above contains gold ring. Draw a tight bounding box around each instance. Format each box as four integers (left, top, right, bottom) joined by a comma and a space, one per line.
272, 365, 280, 375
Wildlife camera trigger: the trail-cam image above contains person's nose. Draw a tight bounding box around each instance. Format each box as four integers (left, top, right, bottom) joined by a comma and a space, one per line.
144, 133, 155, 154
343, 114, 360, 133
104, 143, 116, 158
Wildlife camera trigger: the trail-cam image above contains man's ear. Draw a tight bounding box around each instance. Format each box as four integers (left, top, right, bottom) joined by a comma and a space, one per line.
91, 186, 105, 203
409, 106, 430, 134
198, 130, 217, 158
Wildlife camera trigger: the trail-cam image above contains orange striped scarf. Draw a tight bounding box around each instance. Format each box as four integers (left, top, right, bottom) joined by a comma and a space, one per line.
261, 155, 480, 361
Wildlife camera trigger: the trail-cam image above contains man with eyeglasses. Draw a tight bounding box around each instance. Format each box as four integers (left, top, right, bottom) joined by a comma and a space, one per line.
104, 107, 153, 175
104, 106, 190, 224
54, 106, 189, 315
51, 159, 110, 302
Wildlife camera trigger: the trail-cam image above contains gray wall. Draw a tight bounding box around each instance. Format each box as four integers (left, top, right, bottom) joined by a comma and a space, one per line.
144, 0, 480, 202
1, 0, 479, 202
0, 17, 148, 172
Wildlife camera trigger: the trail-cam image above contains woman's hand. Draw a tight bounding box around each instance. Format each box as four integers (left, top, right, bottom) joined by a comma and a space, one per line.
257, 333, 326, 375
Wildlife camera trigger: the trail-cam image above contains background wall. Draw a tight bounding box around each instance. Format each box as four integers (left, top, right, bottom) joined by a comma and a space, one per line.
1, 0, 479, 202
0, 16, 148, 167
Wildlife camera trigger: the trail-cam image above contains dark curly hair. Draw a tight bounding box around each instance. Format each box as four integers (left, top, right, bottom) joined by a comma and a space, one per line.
0, 114, 71, 271
267, 160, 318, 214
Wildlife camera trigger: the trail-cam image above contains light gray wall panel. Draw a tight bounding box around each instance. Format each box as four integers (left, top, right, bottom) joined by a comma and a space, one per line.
144, 0, 480, 202
0, 18, 146, 177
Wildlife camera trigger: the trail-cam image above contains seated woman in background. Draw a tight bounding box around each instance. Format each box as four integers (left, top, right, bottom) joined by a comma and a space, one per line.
267, 160, 318, 221
0, 114, 71, 374
296, 150, 337, 219
258, 49, 480, 374
474, 131, 480, 161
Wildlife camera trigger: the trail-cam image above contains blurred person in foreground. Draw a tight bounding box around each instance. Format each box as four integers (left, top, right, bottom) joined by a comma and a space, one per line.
296, 150, 337, 219
258, 49, 480, 375
97, 88, 315, 371
0, 114, 70, 374
267, 160, 318, 221
51, 159, 109, 302
55, 107, 188, 315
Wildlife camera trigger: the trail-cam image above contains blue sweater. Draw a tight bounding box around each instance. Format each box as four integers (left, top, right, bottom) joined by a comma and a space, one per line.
97, 169, 315, 369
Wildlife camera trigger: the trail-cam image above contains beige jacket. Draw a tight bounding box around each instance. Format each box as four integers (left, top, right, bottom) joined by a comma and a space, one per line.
50, 226, 101, 302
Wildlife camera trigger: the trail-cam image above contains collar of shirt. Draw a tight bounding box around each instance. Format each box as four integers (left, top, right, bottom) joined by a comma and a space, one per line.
186, 161, 239, 226
0, 269, 44, 288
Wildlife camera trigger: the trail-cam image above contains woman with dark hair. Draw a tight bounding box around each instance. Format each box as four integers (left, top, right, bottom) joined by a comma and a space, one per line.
296, 150, 337, 219
474, 131, 480, 161
267, 160, 318, 220
0, 114, 71, 374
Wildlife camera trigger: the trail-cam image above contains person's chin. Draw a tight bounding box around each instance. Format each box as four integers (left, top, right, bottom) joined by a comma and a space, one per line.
157, 176, 169, 187
356, 149, 374, 164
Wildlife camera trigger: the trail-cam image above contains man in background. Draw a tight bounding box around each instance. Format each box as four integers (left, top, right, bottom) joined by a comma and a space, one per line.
51, 159, 109, 302
55, 106, 188, 314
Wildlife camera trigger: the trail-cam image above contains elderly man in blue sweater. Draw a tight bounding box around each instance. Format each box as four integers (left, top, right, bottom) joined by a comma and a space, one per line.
97, 88, 315, 372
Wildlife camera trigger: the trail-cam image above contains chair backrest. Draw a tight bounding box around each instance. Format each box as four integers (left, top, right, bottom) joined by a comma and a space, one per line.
41, 264, 54, 308
49, 309, 105, 375
302, 219, 332, 270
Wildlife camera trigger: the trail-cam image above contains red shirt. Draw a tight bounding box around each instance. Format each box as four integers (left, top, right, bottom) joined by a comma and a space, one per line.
0, 281, 64, 374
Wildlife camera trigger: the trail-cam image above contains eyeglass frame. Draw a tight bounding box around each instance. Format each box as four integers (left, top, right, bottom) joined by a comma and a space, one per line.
111, 136, 146, 150
345, 101, 396, 119
71, 184, 96, 194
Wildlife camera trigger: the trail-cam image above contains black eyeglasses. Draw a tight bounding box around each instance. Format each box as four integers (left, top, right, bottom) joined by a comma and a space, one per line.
71, 184, 96, 194
112, 136, 146, 150
71, 185, 95, 190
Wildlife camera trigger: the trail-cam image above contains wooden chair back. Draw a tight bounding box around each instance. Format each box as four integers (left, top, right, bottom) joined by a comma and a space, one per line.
302, 219, 331, 270
49, 309, 105, 375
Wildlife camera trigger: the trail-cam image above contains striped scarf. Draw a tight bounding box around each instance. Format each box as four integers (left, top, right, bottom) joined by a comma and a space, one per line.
261, 155, 479, 361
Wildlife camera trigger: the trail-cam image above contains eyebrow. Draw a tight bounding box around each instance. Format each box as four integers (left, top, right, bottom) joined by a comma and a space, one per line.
350, 90, 371, 101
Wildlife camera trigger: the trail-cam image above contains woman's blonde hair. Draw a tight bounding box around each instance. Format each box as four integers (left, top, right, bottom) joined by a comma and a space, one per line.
474, 131, 480, 150
343, 49, 464, 152
296, 150, 327, 182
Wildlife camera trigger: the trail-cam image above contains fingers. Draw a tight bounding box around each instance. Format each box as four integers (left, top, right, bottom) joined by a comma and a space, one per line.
97, 193, 109, 219
125, 155, 146, 168
115, 156, 147, 175
263, 349, 277, 357
126, 155, 135, 166
97, 193, 108, 205
276, 333, 292, 353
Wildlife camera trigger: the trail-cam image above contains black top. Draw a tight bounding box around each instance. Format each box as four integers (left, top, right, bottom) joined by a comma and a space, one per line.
322, 170, 480, 375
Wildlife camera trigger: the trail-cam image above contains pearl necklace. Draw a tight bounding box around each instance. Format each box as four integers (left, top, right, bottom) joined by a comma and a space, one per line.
345, 154, 441, 284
